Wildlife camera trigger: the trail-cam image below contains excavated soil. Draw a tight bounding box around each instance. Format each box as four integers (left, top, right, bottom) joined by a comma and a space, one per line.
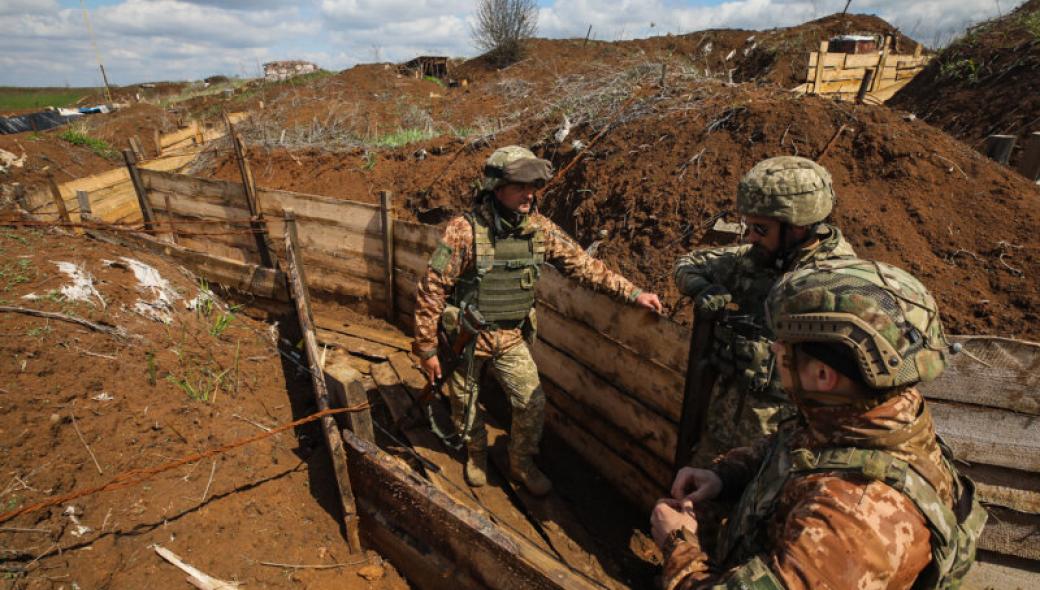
0, 225, 405, 589
890, 0, 1040, 151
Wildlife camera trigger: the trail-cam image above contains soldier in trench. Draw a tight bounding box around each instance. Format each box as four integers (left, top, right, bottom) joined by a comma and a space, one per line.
412, 145, 664, 495
673, 156, 857, 468
652, 258, 985, 589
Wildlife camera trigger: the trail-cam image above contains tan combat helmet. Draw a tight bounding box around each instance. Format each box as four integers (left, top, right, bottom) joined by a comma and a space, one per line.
736, 156, 834, 226
766, 258, 951, 389
482, 145, 552, 192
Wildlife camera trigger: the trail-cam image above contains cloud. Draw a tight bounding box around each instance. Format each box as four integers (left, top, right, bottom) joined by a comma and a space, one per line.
0, 0, 1018, 87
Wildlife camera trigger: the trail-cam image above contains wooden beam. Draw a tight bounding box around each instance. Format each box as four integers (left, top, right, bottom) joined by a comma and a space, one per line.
919, 336, 1040, 415
128, 136, 146, 161
45, 170, 71, 226
379, 190, 396, 322
978, 506, 1040, 561
313, 318, 412, 351
225, 113, 275, 268
812, 41, 828, 94
1015, 131, 1040, 181
122, 149, 156, 233
324, 350, 375, 442
284, 209, 362, 552
856, 68, 876, 104
930, 400, 1040, 473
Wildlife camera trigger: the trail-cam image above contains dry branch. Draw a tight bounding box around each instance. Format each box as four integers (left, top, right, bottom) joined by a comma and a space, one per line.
0, 306, 129, 339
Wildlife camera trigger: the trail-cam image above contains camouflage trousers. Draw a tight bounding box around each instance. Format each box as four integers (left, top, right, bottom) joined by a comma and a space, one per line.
687, 376, 796, 468
446, 341, 545, 459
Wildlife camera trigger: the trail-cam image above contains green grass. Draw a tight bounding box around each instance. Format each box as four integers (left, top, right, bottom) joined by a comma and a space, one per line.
423, 75, 445, 87
0, 87, 93, 111
58, 125, 118, 159
372, 127, 436, 149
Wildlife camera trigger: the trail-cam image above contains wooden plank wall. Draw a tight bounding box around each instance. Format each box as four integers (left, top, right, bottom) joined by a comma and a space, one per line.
805, 43, 930, 98
97, 167, 1040, 569
137, 168, 388, 316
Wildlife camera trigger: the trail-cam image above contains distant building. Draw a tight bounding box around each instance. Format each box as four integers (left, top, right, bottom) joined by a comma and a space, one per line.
399, 56, 449, 79
263, 60, 319, 82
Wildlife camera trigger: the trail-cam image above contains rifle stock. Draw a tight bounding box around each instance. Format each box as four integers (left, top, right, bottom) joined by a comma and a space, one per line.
674, 309, 720, 470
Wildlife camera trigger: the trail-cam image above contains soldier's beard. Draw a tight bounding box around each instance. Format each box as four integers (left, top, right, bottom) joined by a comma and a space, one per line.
748, 243, 778, 266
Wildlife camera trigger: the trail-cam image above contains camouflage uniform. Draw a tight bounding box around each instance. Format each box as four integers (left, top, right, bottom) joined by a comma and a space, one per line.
675, 156, 856, 467
661, 260, 985, 590
413, 148, 642, 482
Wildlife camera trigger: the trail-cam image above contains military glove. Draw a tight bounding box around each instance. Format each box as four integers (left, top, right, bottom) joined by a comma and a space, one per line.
694, 284, 732, 313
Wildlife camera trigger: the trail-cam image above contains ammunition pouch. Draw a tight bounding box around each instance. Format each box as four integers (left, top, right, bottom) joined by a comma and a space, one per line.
711, 321, 774, 393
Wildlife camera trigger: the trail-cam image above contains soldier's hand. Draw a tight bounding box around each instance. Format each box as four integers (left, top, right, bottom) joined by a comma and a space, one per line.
670, 467, 723, 503
635, 292, 664, 314
650, 498, 699, 549
420, 355, 442, 384
694, 284, 732, 313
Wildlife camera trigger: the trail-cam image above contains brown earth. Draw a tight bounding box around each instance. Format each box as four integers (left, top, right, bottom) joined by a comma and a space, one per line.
0, 226, 405, 589
890, 0, 1040, 152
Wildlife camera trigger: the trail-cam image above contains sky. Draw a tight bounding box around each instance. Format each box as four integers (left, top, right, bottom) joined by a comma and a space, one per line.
0, 0, 1019, 87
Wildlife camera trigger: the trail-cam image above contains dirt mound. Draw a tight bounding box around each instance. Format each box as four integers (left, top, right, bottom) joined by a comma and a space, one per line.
890, 0, 1040, 149
0, 226, 404, 589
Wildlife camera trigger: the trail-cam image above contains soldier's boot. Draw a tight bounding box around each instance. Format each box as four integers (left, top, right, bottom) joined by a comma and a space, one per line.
508, 453, 552, 496
464, 449, 487, 487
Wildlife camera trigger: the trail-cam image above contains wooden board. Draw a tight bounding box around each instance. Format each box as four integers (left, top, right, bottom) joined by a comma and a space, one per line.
536, 304, 682, 423
342, 429, 603, 590
140, 168, 247, 204
536, 266, 690, 375
920, 336, 1040, 415
931, 401, 1040, 473
314, 318, 412, 351
396, 219, 440, 251
257, 187, 380, 235
317, 328, 395, 360
962, 463, 1040, 514
978, 506, 1040, 561
964, 557, 1040, 590
532, 339, 677, 463
394, 245, 430, 277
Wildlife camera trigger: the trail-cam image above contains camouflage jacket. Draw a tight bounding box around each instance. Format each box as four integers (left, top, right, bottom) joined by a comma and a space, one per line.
662, 387, 955, 590
413, 199, 641, 357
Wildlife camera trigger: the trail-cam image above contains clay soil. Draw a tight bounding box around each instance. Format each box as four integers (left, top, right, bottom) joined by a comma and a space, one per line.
890, 0, 1040, 151
0, 226, 405, 589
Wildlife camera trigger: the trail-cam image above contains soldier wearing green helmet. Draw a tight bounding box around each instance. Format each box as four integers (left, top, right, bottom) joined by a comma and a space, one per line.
653, 259, 985, 590
673, 156, 857, 468
413, 145, 664, 495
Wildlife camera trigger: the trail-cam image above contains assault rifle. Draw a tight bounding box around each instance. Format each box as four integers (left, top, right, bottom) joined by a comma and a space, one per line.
397, 304, 489, 434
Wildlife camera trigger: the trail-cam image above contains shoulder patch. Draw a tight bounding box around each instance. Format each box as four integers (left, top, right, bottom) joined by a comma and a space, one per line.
428, 241, 453, 275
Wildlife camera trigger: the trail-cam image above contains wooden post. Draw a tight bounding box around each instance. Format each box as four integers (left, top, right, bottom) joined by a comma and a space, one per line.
379, 190, 395, 322
1015, 132, 1040, 181
812, 41, 828, 94
871, 35, 892, 92
153, 129, 162, 158
225, 113, 275, 268
45, 170, 72, 227
583, 24, 592, 47
325, 352, 375, 443
75, 190, 92, 219
856, 68, 876, 104
129, 136, 145, 161
283, 209, 363, 553
984, 135, 1017, 165
123, 149, 157, 233
193, 120, 205, 146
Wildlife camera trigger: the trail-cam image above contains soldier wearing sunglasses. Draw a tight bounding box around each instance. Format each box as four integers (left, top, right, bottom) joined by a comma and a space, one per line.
673, 156, 857, 470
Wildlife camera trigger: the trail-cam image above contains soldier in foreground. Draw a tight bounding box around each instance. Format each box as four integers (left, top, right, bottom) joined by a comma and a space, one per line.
652, 259, 985, 589
412, 145, 663, 495
674, 156, 857, 467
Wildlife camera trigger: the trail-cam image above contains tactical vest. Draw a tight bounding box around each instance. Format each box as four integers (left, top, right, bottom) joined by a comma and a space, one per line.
451, 212, 546, 325
716, 429, 986, 590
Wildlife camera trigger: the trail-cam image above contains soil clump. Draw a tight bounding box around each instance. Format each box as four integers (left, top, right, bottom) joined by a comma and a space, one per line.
0, 225, 405, 589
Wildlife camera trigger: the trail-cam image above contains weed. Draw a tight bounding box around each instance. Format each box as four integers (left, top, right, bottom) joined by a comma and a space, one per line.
210, 312, 234, 337
26, 325, 50, 338
166, 374, 204, 401
372, 127, 436, 149
362, 151, 377, 170
938, 57, 981, 83
0, 257, 35, 291
146, 352, 157, 386
0, 232, 29, 245
423, 75, 445, 87
58, 125, 118, 159
4, 495, 21, 510
1020, 11, 1040, 40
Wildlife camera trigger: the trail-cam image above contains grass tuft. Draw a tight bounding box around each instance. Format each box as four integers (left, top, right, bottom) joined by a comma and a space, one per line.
58, 125, 118, 159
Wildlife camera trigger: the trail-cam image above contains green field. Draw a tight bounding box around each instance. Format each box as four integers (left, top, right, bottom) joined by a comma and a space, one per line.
0, 87, 98, 112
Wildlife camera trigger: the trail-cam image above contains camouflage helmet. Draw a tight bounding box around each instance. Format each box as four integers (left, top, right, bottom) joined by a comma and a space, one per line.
766, 258, 950, 389
736, 156, 835, 226
482, 145, 552, 191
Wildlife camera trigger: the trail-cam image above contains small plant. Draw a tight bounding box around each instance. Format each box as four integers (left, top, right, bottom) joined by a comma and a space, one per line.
166, 374, 204, 401
210, 312, 234, 337
58, 125, 117, 159
146, 351, 157, 386
1020, 10, 1040, 40
938, 57, 981, 83
362, 151, 377, 170
423, 75, 445, 87
372, 127, 436, 149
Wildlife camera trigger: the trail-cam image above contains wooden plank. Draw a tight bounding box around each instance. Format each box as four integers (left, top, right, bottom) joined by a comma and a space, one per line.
45, 171, 72, 226
820, 67, 868, 82
84, 227, 288, 301
544, 380, 672, 489
266, 217, 386, 262
985, 135, 1017, 165
963, 554, 1040, 590
396, 219, 441, 251
324, 350, 375, 442
317, 328, 394, 360
979, 507, 1040, 561
813, 79, 865, 94
931, 401, 1040, 472
811, 42, 828, 92
257, 187, 381, 235
139, 168, 247, 205
843, 53, 883, 68
536, 304, 682, 422
395, 245, 429, 277
342, 429, 602, 590
75, 190, 92, 217
532, 339, 677, 463
380, 191, 396, 321
545, 397, 662, 512
283, 209, 362, 552
962, 463, 1040, 514
536, 266, 689, 375
147, 188, 251, 222
313, 318, 412, 350
919, 336, 1040, 415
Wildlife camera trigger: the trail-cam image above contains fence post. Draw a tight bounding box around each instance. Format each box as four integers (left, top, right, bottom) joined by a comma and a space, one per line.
856, 68, 876, 104
44, 170, 71, 228
812, 41, 828, 94
283, 209, 364, 553
123, 149, 156, 233
379, 190, 396, 322
224, 113, 276, 268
